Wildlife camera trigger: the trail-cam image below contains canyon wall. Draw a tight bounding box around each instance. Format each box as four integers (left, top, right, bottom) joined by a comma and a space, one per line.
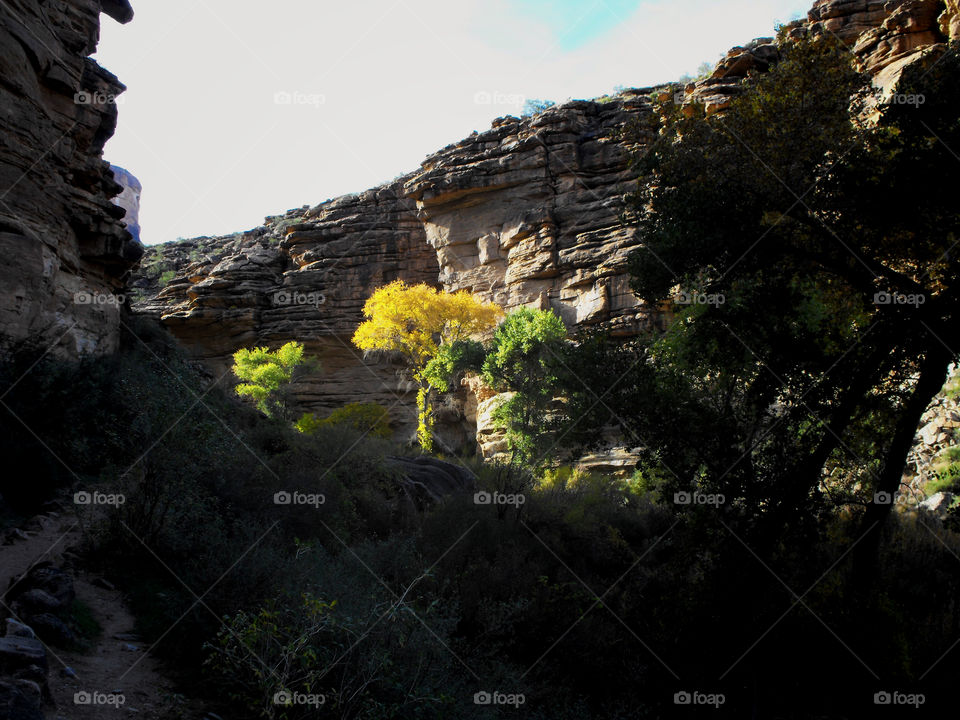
135, 96, 659, 448
0, 0, 142, 356
133, 0, 958, 451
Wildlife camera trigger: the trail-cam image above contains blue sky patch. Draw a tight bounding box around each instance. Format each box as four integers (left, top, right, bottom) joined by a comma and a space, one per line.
512, 0, 645, 50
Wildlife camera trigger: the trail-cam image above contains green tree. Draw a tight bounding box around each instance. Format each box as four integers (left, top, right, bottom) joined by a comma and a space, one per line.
232, 341, 307, 420
421, 339, 486, 393
618, 32, 960, 557
483, 308, 568, 468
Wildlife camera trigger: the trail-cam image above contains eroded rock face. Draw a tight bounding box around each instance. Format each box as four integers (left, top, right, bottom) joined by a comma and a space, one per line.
0, 0, 141, 356
403, 94, 664, 337
134, 0, 952, 457
110, 164, 141, 243
137, 95, 666, 448
136, 184, 442, 440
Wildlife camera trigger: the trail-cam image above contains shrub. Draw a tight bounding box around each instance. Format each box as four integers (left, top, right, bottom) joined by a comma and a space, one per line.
233, 342, 308, 419
297, 402, 392, 439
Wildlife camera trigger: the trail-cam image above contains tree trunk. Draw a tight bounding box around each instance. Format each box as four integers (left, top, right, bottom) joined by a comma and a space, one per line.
853, 342, 954, 586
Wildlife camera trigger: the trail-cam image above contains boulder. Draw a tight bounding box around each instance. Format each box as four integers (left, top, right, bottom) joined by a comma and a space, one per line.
6, 565, 75, 616
0, 679, 44, 720
27, 614, 76, 647
920, 491, 956, 517
388, 456, 476, 505
0, 637, 47, 675
4, 620, 35, 640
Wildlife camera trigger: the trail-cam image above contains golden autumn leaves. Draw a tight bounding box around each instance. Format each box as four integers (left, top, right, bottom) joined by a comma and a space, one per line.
352, 281, 503, 451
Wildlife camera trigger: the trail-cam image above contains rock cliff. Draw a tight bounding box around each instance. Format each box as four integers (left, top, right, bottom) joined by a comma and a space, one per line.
132, 0, 956, 453
684, 0, 959, 115
110, 164, 141, 244
0, 0, 141, 356
135, 94, 662, 448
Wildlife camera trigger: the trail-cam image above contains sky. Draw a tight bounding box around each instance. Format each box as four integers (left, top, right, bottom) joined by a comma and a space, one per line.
95, 0, 811, 245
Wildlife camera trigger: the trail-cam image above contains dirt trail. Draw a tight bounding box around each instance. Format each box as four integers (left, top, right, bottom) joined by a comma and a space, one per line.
1, 513, 206, 719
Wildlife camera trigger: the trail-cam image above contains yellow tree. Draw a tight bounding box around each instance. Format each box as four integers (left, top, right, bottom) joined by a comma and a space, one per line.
352, 281, 502, 451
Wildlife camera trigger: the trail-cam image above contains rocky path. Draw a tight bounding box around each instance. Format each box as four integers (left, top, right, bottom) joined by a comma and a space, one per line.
1, 513, 206, 719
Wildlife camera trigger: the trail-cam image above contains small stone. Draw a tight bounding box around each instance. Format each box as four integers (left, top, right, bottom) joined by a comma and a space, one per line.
4, 620, 36, 639
92, 577, 116, 591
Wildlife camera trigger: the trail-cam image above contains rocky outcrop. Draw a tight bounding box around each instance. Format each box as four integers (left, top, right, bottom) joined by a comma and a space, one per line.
133, 0, 953, 457
136, 184, 442, 440
683, 1, 957, 116
402, 94, 663, 336
110, 164, 141, 243
137, 95, 665, 447
0, 0, 141, 356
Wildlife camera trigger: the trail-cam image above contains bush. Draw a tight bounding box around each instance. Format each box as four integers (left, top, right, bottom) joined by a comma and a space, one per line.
296, 402, 392, 439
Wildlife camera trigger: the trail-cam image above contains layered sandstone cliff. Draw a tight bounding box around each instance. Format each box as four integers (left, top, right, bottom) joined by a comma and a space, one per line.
135, 94, 661, 447
0, 0, 142, 355
684, 0, 959, 115
133, 0, 956, 453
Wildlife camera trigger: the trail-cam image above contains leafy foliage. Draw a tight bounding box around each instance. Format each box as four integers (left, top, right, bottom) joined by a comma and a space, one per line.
352, 281, 502, 450
616, 32, 960, 541
296, 402, 392, 439
421, 339, 486, 393
482, 308, 568, 468
233, 342, 307, 419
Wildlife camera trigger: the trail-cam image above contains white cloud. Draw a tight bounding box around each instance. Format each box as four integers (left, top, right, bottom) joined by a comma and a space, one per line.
96, 0, 810, 244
